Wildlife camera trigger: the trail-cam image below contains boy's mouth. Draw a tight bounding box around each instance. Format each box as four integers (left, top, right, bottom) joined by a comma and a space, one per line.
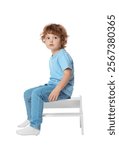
49, 44, 54, 46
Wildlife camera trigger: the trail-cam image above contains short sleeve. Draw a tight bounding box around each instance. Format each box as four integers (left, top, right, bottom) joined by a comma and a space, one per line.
58, 52, 73, 71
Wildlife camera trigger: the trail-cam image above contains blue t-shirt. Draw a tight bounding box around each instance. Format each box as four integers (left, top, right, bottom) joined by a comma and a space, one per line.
48, 49, 74, 97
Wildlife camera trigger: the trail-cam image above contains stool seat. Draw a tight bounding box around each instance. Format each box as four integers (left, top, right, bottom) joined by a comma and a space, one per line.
44, 97, 81, 108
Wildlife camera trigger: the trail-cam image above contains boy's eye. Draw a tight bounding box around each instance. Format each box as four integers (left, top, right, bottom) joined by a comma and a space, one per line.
47, 37, 50, 39
54, 37, 58, 39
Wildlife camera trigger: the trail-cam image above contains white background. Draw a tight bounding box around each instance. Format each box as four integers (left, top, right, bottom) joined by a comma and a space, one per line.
0, 0, 119, 149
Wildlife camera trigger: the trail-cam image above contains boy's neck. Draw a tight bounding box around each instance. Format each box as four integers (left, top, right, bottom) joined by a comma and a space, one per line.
51, 49, 61, 55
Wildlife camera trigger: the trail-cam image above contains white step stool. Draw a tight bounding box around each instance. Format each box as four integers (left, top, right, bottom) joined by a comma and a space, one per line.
43, 96, 84, 135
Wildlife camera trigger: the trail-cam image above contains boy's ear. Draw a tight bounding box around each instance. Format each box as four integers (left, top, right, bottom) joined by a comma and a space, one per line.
43, 39, 45, 43
64, 37, 67, 41
64, 37, 67, 43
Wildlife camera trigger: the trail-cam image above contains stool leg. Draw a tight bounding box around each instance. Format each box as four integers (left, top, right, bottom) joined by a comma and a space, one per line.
80, 96, 84, 135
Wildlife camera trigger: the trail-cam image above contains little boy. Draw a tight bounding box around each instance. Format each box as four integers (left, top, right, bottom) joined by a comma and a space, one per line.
16, 24, 74, 135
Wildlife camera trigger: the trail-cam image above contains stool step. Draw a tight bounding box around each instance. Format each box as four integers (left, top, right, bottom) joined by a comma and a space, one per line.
43, 112, 80, 117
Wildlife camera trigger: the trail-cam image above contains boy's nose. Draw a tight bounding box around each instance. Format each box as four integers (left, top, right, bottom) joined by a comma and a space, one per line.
49, 38, 53, 42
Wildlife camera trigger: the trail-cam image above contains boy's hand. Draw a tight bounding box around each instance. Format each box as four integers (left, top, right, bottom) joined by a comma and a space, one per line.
48, 69, 71, 102
48, 88, 61, 101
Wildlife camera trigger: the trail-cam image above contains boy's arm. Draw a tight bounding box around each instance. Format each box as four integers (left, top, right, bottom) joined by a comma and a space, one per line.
48, 68, 72, 101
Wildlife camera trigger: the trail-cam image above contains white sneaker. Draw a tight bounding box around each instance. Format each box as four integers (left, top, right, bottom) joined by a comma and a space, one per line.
17, 120, 30, 128
16, 126, 40, 136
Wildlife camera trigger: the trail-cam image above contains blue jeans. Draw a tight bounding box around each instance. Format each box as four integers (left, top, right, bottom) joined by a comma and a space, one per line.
24, 84, 70, 129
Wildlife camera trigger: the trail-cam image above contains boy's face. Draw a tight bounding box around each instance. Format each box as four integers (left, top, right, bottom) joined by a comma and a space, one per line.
44, 34, 61, 52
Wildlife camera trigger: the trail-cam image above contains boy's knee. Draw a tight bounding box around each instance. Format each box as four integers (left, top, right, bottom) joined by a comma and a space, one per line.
32, 88, 42, 97
24, 89, 31, 100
